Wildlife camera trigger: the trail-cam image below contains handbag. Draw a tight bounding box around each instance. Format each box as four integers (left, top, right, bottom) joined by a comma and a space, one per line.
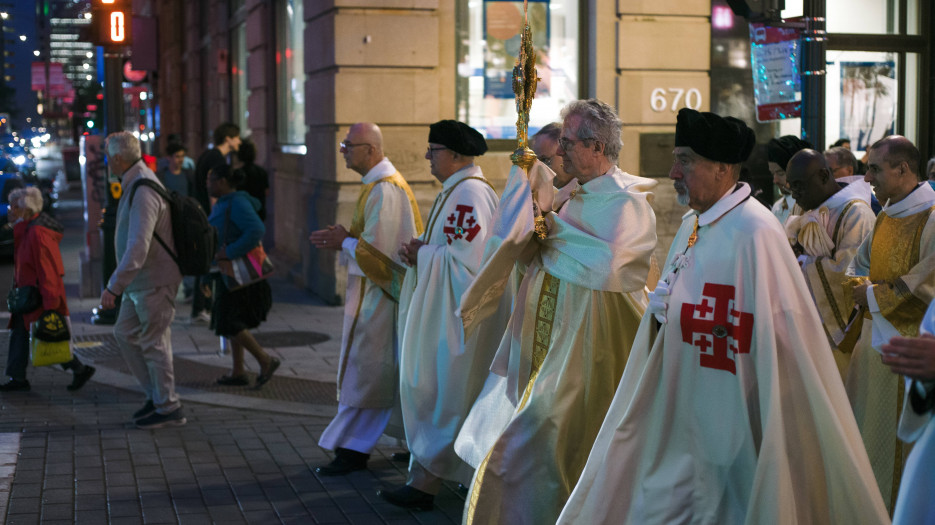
7, 284, 41, 314
218, 202, 274, 291
30, 310, 72, 367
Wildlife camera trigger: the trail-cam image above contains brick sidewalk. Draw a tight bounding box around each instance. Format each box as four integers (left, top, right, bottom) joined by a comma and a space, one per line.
0, 189, 469, 523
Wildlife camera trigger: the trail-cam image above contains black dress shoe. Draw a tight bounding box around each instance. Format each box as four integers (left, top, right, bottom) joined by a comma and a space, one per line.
0, 379, 30, 392
68, 366, 96, 391
377, 485, 434, 511
315, 448, 369, 476
391, 451, 411, 463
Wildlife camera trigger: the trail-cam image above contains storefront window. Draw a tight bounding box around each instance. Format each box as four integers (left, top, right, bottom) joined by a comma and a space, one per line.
276, 0, 305, 145
784, 0, 919, 35
455, 0, 581, 140
231, 22, 250, 137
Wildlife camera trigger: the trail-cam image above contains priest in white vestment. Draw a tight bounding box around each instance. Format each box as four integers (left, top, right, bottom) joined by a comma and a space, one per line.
883, 299, 935, 525
310, 123, 423, 476
458, 99, 657, 525
845, 135, 935, 513
783, 149, 875, 378
826, 145, 882, 214
377, 120, 508, 511
558, 109, 889, 524
768, 135, 811, 225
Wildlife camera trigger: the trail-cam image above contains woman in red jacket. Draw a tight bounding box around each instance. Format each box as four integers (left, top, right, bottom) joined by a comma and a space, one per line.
0, 187, 94, 392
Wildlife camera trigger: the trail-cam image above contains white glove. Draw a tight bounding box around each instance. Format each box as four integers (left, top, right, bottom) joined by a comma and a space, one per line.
647, 279, 670, 324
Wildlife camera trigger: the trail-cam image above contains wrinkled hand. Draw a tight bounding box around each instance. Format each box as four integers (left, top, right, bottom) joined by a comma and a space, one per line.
852, 282, 871, 308
882, 333, 935, 382
308, 224, 349, 251
647, 279, 671, 324
398, 238, 425, 267
100, 289, 117, 310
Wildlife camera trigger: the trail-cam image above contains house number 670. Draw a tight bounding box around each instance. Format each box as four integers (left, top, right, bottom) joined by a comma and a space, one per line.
650, 88, 703, 112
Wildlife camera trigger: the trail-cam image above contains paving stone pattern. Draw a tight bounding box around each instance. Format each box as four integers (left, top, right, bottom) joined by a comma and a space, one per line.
0, 339, 466, 524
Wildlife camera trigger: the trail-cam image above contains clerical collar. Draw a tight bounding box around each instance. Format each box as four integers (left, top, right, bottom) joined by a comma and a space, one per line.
884, 182, 935, 218
822, 177, 871, 209
696, 182, 751, 227
362, 157, 396, 184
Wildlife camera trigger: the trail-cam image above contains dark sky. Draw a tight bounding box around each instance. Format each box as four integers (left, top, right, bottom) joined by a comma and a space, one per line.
3, 1, 39, 133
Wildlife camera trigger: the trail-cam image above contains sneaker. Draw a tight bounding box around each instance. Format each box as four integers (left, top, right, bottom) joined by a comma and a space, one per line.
132, 400, 156, 420
67, 366, 96, 392
0, 379, 30, 392
190, 310, 211, 325
136, 408, 187, 429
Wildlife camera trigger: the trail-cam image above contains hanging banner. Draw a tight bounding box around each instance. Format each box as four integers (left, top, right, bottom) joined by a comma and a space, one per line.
749, 23, 801, 122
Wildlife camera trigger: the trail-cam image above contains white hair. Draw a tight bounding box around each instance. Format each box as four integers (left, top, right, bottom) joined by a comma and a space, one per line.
106, 131, 141, 160
560, 99, 624, 162
10, 187, 44, 215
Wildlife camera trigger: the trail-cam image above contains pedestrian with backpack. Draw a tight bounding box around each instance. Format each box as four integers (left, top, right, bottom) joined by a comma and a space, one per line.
100, 132, 186, 429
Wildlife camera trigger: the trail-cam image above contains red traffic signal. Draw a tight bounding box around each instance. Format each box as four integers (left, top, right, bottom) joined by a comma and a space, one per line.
91, 0, 132, 47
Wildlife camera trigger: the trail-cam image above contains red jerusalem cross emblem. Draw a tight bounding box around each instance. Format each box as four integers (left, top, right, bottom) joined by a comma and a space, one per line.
443, 205, 481, 245
680, 283, 754, 375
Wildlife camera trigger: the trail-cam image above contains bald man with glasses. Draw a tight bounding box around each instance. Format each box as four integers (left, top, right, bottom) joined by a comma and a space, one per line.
310, 122, 423, 476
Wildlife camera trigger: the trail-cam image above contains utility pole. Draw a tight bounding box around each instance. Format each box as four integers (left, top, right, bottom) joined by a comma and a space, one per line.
801, 0, 827, 148
90, 0, 132, 324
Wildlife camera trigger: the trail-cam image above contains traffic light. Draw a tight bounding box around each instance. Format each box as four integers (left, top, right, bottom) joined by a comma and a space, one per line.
91, 0, 132, 47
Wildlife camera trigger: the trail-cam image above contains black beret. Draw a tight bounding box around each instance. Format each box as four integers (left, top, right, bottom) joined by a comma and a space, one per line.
675, 108, 756, 164
428, 120, 488, 156
767, 135, 814, 168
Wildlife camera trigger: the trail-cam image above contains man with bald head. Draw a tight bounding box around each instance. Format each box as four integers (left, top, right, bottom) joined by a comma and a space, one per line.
559, 109, 887, 524
309, 122, 423, 476
844, 134, 935, 511
784, 149, 875, 377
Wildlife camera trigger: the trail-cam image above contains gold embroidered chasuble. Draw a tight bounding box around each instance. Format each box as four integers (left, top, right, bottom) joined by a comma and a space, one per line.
458, 164, 656, 525
844, 183, 935, 514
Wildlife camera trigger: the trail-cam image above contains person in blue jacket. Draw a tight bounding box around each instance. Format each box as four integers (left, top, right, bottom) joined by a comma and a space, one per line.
206, 164, 280, 387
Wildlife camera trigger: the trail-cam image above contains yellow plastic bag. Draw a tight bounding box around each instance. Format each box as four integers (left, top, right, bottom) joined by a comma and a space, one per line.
30, 323, 73, 367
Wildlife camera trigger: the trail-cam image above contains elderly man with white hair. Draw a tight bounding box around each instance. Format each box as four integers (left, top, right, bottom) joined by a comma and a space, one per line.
100, 131, 185, 429
0, 187, 95, 392
457, 98, 658, 525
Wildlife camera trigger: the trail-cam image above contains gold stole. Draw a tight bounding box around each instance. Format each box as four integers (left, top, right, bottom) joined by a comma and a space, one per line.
467, 272, 561, 524
350, 172, 424, 302
868, 206, 934, 337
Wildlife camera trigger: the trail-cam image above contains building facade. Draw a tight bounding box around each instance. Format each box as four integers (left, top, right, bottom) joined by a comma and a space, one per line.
151, 0, 934, 303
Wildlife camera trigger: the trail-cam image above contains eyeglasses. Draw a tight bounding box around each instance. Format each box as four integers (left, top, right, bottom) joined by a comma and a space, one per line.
539, 156, 553, 167
426, 146, 448, 155
340, 141, 371, 150
558, 136, 590, 151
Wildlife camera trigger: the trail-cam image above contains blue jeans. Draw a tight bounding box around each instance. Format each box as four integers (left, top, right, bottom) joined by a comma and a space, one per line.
5, 313, 83, 381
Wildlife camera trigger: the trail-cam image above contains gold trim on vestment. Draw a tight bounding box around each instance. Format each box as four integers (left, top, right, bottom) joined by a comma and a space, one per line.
348, 172, 423, 300
868, 206, 934, 337
355, 239, 408, 302
335, 276, 366, 402
815, 259, 846, 332
423, 176, 494, 245
465, 272, 561, 524
815, 200, 863, 333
